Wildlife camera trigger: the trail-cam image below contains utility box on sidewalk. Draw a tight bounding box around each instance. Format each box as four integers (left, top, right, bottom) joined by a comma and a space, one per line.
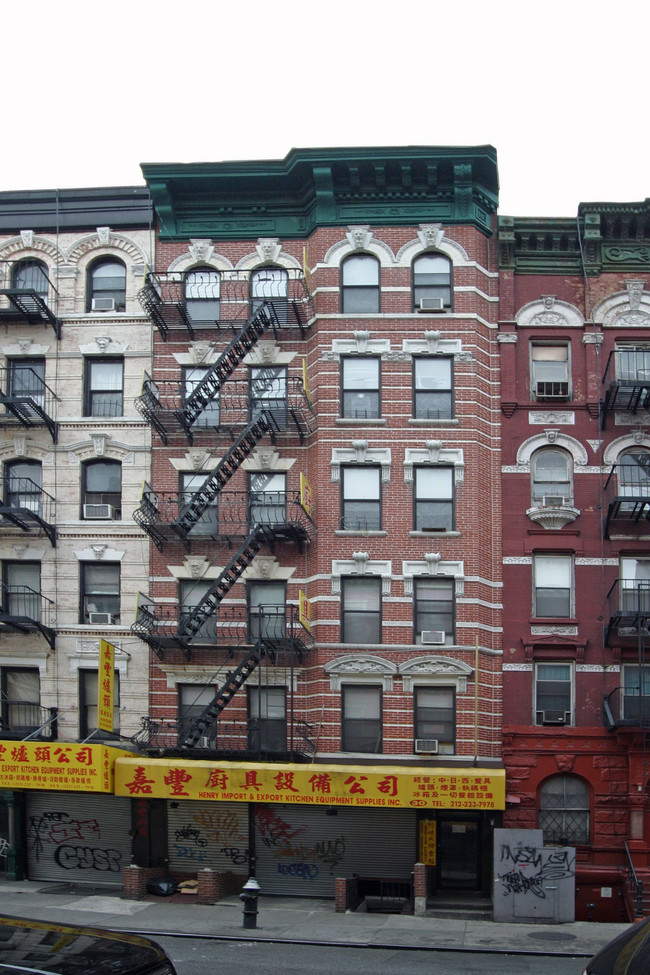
493, 828, 575, 923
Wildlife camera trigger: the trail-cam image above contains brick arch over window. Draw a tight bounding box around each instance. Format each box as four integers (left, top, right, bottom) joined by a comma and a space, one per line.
516, 432, 588, 468
514, 297, 584, 328
603, 434, 650, 467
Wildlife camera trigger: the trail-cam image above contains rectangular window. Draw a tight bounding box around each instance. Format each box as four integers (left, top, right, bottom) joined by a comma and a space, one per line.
530, 344, 570, 401
414, 466, 454, 531
615, 345, 650, 382
413, 357, 453, 419
342, 685, 382, 753
248, 472, 286, 527
79, 669, 120, 738
619, 557, 650, 614
0, 667, 40, 734
180, 472, 219, 537
414, 686, 455, 755
622, 665, 650, 722
535, 663, 572, 724
341, 576, 381, 644
178, 683, 217, 742
8, 359, 46, 415
248, 686, 287, 753
341, 466, 381, 531
248, 580, 286, 643
2, 561, 41, 621
80, 562, 120, 624
533, 554, 573, 618
182, 366, 220, 427
84, 358, 123, 417
179, 579, 216, 642
250, 366, 287, 429
341, 358, 380, 419
414, 577, 455, 646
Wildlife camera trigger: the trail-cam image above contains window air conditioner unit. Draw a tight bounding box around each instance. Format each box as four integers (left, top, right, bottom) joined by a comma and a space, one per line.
421, 630, 445, 645
418, 297, 445, 313
541, 495, 568, 508
536, 381, 569, 399
540, 709, 568, 725
414, 738, 439, 754
88, 612, 115, 625
199, 736, 211, 749
83, 503, 117, 520
91, 297, 116, 312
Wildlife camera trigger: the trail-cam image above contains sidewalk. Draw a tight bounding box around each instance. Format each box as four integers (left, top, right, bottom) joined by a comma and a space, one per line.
0, 879, 632, 957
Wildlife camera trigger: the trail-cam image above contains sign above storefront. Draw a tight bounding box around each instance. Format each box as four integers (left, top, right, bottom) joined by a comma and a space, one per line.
115, 758, 505, 810
0, 741, 122, 793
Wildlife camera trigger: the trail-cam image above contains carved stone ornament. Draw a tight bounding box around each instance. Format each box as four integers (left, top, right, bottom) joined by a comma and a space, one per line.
17, 339, 32, 355
20, 230, 34, 249
418, 224, 445, 249
555, 753, 575, 772
189, 342, 214, 364
354, 331, 370, 353
529, 412, 575, 425
251, 556, 278, 579
188, 239, 214, 264
625, 280, 645, 311
12, 545, 27, 560
256, 341, 278, 365
185, 556, 208, 579
424, 331, 441, 354
426, 440, 442, 463
352, 551, 369, 574
91, 544, 106, 560
95, 336, 112, 353
97, 227, 111, 246
188, 449, 210, 471
13, 437, 27, 457
92, 435, 108, 457
254, 447, 278, 470
526, 502, 580, 530
346, 226, 373, 251
352, 440, 368, 463
425, 552, 441, 574
256, 238, 282, 264
325, 655, 397, 691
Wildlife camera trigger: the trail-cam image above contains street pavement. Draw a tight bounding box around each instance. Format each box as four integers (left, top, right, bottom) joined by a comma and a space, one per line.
0, 879, 633, 958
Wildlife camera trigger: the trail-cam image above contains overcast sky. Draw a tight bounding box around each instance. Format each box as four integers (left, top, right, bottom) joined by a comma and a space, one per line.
3, 0, 647, 218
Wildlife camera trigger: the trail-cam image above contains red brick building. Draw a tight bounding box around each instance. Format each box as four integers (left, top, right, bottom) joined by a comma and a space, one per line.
499, 203, 650, 921
130, 147, 505, 901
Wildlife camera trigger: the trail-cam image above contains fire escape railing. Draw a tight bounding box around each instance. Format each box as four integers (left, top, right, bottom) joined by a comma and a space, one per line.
0, 583, 56, 649
605, 579, 650, 645
137, 268, 312, 340
601, 348, 650, 430
0, 263, 62, 337
0, 700, 58, 740
604, 686, 650, 729
604, 461, 650, 538
0, 367, 58, 443
0, 476, 56, 546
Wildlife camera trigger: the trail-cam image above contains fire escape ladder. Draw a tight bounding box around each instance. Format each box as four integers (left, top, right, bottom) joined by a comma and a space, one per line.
180, 644, 262, 748
175, 303, 278, 434
0, 289, 62, 337
177, 525, 273, 642
172, 411, 279, 539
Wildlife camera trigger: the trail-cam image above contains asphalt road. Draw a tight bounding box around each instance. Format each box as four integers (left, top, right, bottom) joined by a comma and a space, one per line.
153, 936, 586, 975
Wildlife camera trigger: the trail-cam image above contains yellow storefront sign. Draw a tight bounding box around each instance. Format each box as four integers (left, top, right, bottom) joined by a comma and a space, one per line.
0, 741, 122, 793
98, 639, 115, 733
115, 758, 505, 810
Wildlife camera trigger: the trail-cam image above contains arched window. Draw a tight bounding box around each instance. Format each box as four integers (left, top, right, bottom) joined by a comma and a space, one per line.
251, 266, 289, 323
617, 450, 650, 501
4, 460, 42, 514
412, 253, 452, 311
341, 254, 380, 313
531, 448, 572, 505
81, 460, 121, 519
87, 258, 126, 312
12, 259, 49, 301
184, 267, 220, 323
539, 775, 589, 845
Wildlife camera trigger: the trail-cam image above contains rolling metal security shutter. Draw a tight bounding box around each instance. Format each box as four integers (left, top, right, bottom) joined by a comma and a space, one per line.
256, 804, 417, 897
167, 800, 249, 874
25, 792, 131, 885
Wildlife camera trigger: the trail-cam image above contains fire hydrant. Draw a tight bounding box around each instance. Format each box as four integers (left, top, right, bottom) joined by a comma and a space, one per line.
240, 877, 260, 929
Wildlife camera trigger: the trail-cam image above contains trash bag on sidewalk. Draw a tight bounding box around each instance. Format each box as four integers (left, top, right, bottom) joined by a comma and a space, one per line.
146, 877, 177, 896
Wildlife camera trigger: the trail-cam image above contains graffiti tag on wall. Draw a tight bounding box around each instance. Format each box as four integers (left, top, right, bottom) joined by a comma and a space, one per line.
27, 810, 122, 873
497, 844, 575, 900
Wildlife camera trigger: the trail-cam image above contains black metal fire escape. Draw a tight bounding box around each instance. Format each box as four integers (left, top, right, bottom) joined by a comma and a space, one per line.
0, 367, 58, 443
0, 476, 56, 546
0, 265, 62, 338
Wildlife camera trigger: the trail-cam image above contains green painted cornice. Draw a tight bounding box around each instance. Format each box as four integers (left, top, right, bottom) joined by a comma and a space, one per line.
141, 146, 498, 241
500, 200, 650, 275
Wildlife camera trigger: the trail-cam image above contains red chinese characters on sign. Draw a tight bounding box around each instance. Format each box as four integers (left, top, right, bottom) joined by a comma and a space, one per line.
274, 771, 299, 793
124, 766, 156, 795
309, 773, 332, 795
164, 767, 192, 796
205, 769, 229, 790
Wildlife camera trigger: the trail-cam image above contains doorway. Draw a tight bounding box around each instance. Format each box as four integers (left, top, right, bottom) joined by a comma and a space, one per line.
437, 813, 481, 890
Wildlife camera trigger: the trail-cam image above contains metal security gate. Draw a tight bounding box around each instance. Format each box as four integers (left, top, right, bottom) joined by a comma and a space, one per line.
167, 800, 249, 874
255, 803, 417, 897
25, 792, 132, 885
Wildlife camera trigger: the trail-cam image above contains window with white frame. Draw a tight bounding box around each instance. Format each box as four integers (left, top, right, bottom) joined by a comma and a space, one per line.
413, 357, 453, 419
531, 448, 572, 505
178, 683, 217, 741
534, 662, 572, 725
619, 557, 650, 614
414, 686, 455, 754
2, 561, 41, 621
248, 472, 286, 527
622, 665, 650, 722
79, 669, 120, 737
530, 344, 570, 401
533, 554, 573, 618
84, 358, 123, 417
86, 258, 126, 313
341, 465, 381, 531
12, 259, 49, 302
82, 460, 121, 520
248, 580, 286, 643
251, 267, 289, 323
341, 357, 380, 419
0, 667, 40, 734
250, 366, 287, 429
341, 254, 380, 314
617, 452, 650, 501
414, 466, 454, 531
248, 686, 287, 753
341, 576, 381, 644
179, 578, 216, 642
614, 344, 650, 382
539, 775, 589, 845
412, 253, 452, 311
4, 460, 42, 515
184, 267, 220, 324
182, 366, 220, 427
342, 684, 382, 752
180, 472, 219, 536
80, 563, 120, 625
414, 577, 455, 646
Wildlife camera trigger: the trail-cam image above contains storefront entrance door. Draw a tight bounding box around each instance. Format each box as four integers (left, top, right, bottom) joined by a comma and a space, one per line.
437, 815, 480, 889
